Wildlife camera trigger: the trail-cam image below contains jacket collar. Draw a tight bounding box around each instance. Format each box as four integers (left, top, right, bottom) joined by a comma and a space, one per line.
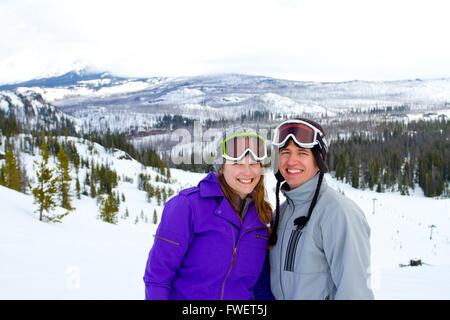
198, 171, 264, 230
198, 171, 224, 198
281, 173, 326, 205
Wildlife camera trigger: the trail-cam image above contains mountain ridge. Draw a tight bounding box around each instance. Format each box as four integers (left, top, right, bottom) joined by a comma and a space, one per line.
1, 70, 449, 136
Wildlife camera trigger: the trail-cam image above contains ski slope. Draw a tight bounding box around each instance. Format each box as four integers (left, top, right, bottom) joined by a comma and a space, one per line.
1, 138, 449, 299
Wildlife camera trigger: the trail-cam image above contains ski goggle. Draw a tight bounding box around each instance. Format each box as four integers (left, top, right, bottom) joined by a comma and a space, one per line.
272, 120, 328, 151
222, 133, 267, 162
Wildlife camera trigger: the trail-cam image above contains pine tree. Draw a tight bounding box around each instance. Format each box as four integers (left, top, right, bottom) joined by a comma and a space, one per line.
0, 165, 5, 186
99, 193, 119, 224
155, 186, 162, 206
56, 147, 73, 211
335, 151, 347, 181
351, 165, 359, 189
75, 175, 81, 199
168, 187, 174, 198
90, 180, 97, 198
0, 146, 22, 192
162, 187, 168, 205
146, 182, 155, 202
17, 155, 29, 193
31, 140, 58, 222
153, 209, 158, 224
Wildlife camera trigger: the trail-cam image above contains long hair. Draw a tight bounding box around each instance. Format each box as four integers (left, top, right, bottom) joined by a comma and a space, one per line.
217, 166, 273, 229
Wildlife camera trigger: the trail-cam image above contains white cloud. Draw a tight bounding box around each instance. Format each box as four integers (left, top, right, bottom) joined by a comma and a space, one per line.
1, 0, 450, 84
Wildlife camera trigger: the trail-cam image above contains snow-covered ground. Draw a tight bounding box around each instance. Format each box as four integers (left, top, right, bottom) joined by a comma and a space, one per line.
1, 137, 449, 299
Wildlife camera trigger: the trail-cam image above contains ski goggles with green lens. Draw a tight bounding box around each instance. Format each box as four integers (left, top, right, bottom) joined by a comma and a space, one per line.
222, 133, 267, 162
272, 119, 328, 151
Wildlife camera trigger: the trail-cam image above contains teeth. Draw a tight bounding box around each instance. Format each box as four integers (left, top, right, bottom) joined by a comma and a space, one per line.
238, 179, 252, 183
287, 169, 302, 173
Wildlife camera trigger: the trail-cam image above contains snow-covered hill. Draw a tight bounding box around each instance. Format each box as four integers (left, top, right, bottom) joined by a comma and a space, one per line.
0, 134, 202, 298
1, 134, 449, 299
2, 71, 449, 135
0, 90, 80, 133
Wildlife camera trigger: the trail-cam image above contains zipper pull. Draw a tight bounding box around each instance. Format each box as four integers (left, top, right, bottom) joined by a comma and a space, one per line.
231, 247, 237, 267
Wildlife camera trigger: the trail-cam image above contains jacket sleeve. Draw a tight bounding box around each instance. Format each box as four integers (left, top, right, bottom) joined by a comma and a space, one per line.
253, 249, 274, 300
143, 195, 194, 299
320, 200, 374, 300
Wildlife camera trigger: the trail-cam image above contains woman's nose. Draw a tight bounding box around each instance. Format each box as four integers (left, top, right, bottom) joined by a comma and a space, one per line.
241, 163, 253, 175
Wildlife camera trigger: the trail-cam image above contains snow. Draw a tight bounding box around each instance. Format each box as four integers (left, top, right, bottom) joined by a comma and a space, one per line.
0, 99, 9, 112
1, 136, 450, 299
0, 91, 82, 132
154, 88, 205, 104
15, 79, 155, 103
260, 93, 332, 117
0, 185, 153, 299
13, 73, 448, 135
0, 91, 24, 108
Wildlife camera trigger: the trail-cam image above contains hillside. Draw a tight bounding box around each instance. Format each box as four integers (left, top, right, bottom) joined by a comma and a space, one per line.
0, 90, 79, 134
2, 71, 449, 136
0, 134, 202, 298
1, 134, 449, 299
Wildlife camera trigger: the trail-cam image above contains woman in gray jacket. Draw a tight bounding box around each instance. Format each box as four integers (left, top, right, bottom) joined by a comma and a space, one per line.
268, 118, 374, 300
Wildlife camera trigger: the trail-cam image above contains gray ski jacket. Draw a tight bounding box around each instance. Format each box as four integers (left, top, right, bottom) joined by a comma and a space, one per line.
270, 174, 374, 300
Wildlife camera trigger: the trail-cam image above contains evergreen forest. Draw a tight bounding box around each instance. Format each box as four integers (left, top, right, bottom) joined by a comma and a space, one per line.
327, 119, 449, 197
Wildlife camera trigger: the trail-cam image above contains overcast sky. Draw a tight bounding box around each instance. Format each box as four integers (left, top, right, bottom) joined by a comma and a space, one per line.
1, 0, 450, 84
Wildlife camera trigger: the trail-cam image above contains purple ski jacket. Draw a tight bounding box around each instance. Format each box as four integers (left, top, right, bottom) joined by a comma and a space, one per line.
143, 171, 272, 300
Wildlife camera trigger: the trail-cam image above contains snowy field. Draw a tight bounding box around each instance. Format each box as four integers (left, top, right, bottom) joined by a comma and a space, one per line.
1, 138, 449, 299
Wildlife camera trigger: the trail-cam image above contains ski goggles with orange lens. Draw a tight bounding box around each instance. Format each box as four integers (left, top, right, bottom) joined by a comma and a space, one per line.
272, 119, 327, 151
222, 133, 267, 161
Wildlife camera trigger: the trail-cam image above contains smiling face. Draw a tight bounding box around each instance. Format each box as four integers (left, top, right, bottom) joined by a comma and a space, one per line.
279, 140, 319, 189
221, 154, 262, 199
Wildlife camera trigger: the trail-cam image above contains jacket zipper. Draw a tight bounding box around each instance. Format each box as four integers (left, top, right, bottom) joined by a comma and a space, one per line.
284, 228, 303, 271
279, 200, 295, 299
153, 234, 180, 246
221, 226, 236, 300
220, 226, 267, 300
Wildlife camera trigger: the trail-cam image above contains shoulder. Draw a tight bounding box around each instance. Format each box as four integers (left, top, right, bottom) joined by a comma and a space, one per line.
164, 186, 200, 211
313, 186, 371, 247
178, 186, 200, 197
168, 183, 218, 213
316, 184, 367, 225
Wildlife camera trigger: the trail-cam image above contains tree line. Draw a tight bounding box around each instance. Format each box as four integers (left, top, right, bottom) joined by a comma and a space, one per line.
326, 119, 449, 197
1, 108, 166, 172
84, 129, 166, 172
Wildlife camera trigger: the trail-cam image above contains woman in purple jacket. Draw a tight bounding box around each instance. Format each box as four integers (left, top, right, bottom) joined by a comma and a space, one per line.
143, 132, 273, 300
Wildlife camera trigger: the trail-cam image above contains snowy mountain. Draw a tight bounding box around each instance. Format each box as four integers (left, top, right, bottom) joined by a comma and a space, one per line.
2, 71, 449, 136
0, 133, 449, 299
0, 90, 80, 134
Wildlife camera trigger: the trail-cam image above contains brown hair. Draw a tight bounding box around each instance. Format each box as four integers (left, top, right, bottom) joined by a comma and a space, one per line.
217, 165, 273, 229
